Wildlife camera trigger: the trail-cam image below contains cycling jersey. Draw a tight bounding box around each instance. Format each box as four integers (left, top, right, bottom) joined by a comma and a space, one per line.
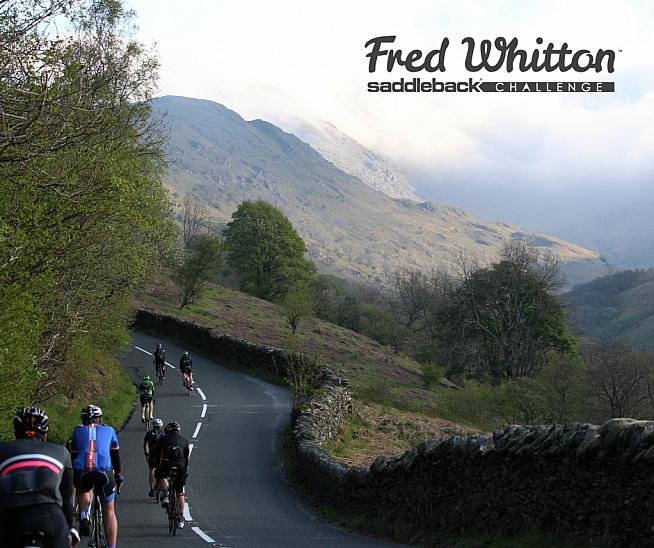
155, 432, 190, 491
0, 438, 74, 528
70, 424, 120, 473
180, 356, 192, 371
139, 379, 155, 397
154, 348, 166, 364
144, 428, 164, 469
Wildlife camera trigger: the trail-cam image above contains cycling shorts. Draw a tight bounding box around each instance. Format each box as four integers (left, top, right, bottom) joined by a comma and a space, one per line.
155, 463, 186, 492
154, 355, 165, 366
73, 470, 116, 504
181, 365, 192, 375
0, 503, 70, 548
140, 395, 154, 405
147, 454, 159, 470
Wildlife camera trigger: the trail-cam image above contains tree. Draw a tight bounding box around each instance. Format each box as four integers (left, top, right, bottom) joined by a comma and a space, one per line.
536, 352, 585, 422
584, 343, 651, 418
0, 0, 177, 421
223, 200, 316, 300
180, 196, 208, 248
281, 285, 315, 335
174, 234, 223, 308
435, 241, 575, 383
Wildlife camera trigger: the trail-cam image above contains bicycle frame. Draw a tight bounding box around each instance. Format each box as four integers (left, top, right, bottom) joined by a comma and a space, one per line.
167, 467, 179, 536
89, 491, 107, 548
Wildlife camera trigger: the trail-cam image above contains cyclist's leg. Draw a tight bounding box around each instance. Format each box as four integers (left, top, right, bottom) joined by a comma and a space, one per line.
98, 471, 118, 546
149, 397, 154, 419
174, 469, 187, 524
140, 396, 146, 421
75, 470, 93, 522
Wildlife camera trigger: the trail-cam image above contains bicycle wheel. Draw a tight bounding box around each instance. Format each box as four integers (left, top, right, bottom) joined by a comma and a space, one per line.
91, 494, 106, 548
168, 486, 177, 535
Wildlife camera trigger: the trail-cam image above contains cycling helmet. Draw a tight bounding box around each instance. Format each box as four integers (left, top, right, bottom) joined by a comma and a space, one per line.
152, 418, 164, 428
80, 404, 103, 425
157, 343, 162, 349
14, 406, 49, 440
182, 351, 189, 357
164, 421, 181, 433
143, 374, 151, 381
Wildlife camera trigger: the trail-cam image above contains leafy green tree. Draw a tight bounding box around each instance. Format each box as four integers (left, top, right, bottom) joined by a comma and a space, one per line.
175, 234, 223, 308
280, 284, 315, 335
436, 241, 576, 383
0, 0, 177, 426
223, 200, 316, 300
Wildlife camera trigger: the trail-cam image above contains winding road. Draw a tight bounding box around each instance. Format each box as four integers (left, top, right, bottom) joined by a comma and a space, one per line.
116, 332, 404, 547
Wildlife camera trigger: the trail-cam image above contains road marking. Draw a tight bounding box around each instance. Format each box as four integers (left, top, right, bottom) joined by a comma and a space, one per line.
196, 387, 207, 401
201, 404, 207, 418
164, 361, 176, 370
192, 526, 216, 544
189, 443, 194, 459
184, 504, 193, 521
192, 422, 202, 439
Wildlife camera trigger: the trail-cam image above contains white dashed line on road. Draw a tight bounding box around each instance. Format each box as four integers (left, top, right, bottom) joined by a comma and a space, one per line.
188, 443, 194, 458
192, 526, 217, 544
184, 504, 193, 521
192, 422, 202, 439
201, 404, 207, 418
134, 346, 152, 355
196, 387, 207, 401
164, 361, 176, 370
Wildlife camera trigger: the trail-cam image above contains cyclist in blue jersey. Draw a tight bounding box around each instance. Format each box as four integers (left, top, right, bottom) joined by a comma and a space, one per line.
70, 405, 124, 548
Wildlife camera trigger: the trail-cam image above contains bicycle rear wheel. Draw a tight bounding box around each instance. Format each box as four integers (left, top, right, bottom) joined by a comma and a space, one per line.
168, 485, 178, 535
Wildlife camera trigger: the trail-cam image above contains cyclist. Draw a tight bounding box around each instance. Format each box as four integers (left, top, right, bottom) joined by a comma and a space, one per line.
179, 351, 194, 390
139, 375, 155, 423
156, 422, 190, 530
70, 405, 124, 548
0, 406, 79, 547
143, 418, 164, 498
153, 343, 166, 380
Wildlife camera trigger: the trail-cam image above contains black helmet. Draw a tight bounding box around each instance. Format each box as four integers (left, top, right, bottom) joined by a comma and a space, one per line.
14, 406, 49, 440
164, 421, 181, 433
157, 343, 162, 349
80, 404, 103, 425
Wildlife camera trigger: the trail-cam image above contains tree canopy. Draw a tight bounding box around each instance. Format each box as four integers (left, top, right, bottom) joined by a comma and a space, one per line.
223, 200, 316, 300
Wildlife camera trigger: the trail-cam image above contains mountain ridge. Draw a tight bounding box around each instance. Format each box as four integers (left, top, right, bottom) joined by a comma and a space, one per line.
154, 95, 610, 287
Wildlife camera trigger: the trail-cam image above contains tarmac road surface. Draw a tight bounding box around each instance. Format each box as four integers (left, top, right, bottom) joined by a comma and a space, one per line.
114, 331, 405, 547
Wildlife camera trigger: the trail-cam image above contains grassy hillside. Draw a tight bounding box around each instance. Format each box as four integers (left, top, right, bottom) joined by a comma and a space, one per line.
139, 276, 440, 411
153, 95, 609, 287
564, 268, 654, 351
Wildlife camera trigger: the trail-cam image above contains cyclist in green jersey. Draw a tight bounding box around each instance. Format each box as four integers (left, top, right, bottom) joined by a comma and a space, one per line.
139, 375, 155, 423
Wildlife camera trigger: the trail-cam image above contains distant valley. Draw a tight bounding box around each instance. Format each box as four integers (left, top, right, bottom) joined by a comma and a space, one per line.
154, 95, 611, 287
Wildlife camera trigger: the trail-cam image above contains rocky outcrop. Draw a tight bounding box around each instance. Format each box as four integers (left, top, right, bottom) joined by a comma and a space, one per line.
134, 310, 654, 545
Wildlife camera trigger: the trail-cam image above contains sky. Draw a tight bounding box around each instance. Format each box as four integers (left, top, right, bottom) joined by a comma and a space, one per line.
125, 0, 654, 255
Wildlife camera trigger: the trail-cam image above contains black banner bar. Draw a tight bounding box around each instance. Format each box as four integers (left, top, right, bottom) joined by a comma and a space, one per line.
482, 81, 614, 92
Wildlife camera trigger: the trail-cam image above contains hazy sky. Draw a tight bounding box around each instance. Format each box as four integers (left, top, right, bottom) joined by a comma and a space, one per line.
125, 0, 654, 248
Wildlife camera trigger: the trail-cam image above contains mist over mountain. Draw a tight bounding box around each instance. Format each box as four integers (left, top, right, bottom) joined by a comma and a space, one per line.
283, 118, 418, 201
153, 95, 610, 287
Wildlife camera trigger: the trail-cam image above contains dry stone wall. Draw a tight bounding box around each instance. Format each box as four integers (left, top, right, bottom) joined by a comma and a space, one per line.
135, 310, 654, 546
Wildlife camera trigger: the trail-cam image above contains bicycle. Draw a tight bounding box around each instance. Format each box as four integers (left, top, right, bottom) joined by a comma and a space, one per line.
143, 399, 153, 430
155, 361, 165, 384
182, 373, 192, 396
166, 467, 180, 536
88, 488, 107, 548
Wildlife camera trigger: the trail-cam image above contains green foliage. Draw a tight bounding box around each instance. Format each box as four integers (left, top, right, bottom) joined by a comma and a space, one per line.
283, 338, 323, 407
0, 0, 176, 427
223, 200, 316, 300
174, 234, 223, 307
280, 284, 315, 334
421, 362, 443, 390
359, 304, 401, 347
435, 244, 576, 383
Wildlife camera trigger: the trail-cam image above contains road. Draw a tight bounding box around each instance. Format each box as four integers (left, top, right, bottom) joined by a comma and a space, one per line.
116, 331, 404, 547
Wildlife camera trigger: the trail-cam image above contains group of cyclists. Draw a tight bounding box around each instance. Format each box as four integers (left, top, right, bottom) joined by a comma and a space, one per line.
0, 343, 195, 547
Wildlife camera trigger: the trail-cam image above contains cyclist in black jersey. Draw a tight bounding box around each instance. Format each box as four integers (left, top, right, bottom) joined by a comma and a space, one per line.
0, 406, 79, 547
143, 419, 164, 498
156, 422, 190, 530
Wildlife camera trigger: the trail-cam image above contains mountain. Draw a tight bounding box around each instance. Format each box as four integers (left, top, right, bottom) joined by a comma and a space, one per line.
563, 269, 654, 351
283, 118, 419, 201
153, 95, 611, 287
